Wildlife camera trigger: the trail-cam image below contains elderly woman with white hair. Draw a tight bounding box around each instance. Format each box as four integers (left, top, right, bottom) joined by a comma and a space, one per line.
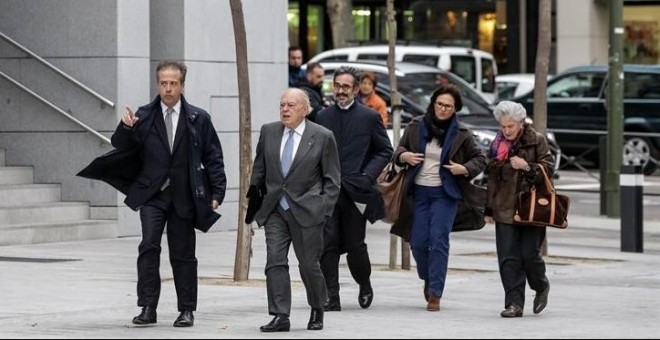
484, 100, 555, 318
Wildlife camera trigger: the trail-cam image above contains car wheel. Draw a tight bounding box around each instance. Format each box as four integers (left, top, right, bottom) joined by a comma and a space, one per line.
622, 136, 658, 175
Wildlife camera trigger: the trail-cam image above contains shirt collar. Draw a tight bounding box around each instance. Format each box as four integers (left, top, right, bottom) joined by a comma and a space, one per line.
161, 100, 182, 115
337, 100, 355, 110
284, 119, 306, 136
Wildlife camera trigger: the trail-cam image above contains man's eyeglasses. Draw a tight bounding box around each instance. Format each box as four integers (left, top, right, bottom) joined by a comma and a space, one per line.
434, 102, 455, 111
333, 82, 354, 92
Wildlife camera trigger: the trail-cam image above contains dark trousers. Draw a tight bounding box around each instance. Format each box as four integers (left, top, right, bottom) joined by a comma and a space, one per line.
410, 185, 459, 298
495, 222, 549, 309
137, 188, 197, 312
264, 207, 327, 316
321, 190, 371, 299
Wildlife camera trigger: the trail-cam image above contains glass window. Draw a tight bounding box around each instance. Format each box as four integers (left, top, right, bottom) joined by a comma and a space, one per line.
318, 55, 349, 62
287, 3, 300, 48
547, 72, 605, 98
357, 54, 388, 61
402, 54, 439, 67
624, 72, 660, 99
481, 58, 496, 93
307, 5, 325, 57
450, 56, 477, 86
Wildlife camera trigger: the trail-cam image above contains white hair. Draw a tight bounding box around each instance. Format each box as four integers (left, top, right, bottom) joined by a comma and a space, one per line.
493, 100, 527, 122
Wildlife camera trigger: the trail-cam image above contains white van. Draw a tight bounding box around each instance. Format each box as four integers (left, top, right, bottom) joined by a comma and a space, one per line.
308, 45, 498, 102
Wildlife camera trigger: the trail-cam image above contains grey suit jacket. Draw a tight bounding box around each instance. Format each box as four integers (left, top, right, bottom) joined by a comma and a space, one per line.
250, 120, 341, 227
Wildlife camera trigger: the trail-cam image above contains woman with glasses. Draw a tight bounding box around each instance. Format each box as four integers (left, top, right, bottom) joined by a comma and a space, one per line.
391, 84, 486, 311
483, 101, 554, 318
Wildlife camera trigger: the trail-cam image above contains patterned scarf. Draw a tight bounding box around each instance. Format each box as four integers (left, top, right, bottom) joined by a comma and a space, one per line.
490, 131, 513, 161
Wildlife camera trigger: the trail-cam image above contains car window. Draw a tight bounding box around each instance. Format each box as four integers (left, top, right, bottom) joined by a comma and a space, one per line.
450, 56, 476, 86
356, 53, 388, 61
402, 54, 439, 67
481, 58, 496, 93
547, 72, 604, 98
318, 55, 348, 62
624, 72, 660, 99
496, 82, 518, 100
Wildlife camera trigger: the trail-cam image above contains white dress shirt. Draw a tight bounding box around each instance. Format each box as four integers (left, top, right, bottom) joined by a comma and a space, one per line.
160, 100, 181, 146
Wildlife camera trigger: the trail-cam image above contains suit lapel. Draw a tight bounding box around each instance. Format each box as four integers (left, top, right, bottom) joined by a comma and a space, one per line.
153, 107, 171, 152
269, 124, 286, 178
288, 125, 315, 175
171, 110, 186, 153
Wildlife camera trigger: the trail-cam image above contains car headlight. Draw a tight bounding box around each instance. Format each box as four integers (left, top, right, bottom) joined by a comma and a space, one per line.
472, 129, 497, 148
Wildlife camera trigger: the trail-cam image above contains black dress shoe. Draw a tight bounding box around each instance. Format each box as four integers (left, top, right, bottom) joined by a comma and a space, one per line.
132, 306, 157, 325
173, 310, 194, 327
500, 305, 523, 318
358, 282, 373, 309
533, 283, 550, 314
307, 308, 324, 330
323, 296, 341, 312
260, 314, 290, 332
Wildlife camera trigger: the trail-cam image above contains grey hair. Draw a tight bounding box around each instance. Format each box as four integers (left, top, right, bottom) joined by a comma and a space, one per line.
285, 87, 311, 113
333, 65, 362, 87
493, 100, 527, 122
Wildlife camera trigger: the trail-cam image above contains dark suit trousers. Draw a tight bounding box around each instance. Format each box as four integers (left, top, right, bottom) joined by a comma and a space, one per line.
495, 222, 549, 308
264, 207, 327, 316
137, 188, 198, 312
321, 189, 371, 299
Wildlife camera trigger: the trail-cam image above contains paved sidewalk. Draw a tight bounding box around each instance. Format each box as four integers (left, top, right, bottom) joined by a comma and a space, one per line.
0, 215, 658, 338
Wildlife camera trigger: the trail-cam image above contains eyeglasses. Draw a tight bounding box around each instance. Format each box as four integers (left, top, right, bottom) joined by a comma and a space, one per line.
333, 82, 354, 92
434, 102, 455, 111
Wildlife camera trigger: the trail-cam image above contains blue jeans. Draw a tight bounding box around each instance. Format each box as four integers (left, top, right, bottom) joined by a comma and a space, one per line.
410, 185, 459, 298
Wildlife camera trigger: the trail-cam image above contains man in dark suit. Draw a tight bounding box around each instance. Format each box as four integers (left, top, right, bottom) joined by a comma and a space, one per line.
249, 88, 340, 332
316, 66, 393, 312
111, 60, 226, 328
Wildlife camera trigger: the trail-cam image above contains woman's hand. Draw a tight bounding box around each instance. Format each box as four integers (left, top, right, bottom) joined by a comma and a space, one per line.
509, 156, 529, 170
443, 160, 468, 176
484, 216, 494, 224
400, 151, 425, 166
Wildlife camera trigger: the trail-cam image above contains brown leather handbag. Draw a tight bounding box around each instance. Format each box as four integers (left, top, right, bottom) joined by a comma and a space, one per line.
377, 161, 407, 224
513, 166, 570, 229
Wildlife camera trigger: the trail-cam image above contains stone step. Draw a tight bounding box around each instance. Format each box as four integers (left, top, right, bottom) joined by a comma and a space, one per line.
0, 220, 118, 246
0, 184, 61, 205
0, 149, 5, 166
0, 202, 90, 226
0, 166, 34, 185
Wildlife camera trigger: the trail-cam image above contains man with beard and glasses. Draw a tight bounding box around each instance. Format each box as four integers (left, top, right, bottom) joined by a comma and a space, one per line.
316, 66, 393, 312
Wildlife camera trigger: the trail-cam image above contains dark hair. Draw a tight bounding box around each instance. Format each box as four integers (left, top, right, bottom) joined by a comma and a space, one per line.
306, 62, 323, 75
288, 46, 302, 54
333, 66, 361, 87
156, 60, 187, 84
360, 71, 378, 87
426, 84, 463, 114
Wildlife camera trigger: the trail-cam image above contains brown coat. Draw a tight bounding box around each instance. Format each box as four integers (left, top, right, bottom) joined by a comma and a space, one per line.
485, 124, 555, 223
389, 116, 486, 241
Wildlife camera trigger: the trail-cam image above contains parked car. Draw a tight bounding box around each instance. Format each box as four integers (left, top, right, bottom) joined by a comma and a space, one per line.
308, 45, 498, 102
496, 73, 552, 101
311, 60, 561, 178
512, 64, 660, 174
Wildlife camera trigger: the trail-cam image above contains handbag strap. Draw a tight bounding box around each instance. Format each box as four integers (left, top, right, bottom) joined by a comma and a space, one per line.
528, 187, 536, 220
537, 165, 555, 194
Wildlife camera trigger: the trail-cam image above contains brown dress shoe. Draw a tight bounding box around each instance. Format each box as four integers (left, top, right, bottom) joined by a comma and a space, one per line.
426, 295, 440, 311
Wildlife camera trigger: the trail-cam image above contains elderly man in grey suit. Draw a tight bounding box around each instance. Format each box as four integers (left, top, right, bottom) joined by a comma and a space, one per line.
249, 88, 341, 332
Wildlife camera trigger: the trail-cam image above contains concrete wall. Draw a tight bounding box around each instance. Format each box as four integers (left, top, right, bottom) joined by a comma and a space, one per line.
0, 0, 288, 236
556, 0, 609, 73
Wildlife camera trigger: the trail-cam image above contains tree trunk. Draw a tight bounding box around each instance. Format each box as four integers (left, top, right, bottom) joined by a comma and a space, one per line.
229, 0, 253, 281
533, 0, 552, 256
327, 0, 355, 48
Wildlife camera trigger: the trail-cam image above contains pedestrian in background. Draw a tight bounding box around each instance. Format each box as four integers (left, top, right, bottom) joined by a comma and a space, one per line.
111, 60, 227, 327
250, 88, 341, 332
392, 84, 485, 311
483, 100, 554, 318
288, 46, 306, 87
358, 71, 388, 126
296, 62, 327, 122
316, 66, 393, 312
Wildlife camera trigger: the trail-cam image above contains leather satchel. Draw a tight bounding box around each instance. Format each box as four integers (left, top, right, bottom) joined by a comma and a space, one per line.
513, 166, 570, 229
377, 161, 406, 224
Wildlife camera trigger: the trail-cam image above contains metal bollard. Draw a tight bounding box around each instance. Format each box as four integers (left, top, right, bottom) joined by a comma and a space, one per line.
620, 165, 643, 253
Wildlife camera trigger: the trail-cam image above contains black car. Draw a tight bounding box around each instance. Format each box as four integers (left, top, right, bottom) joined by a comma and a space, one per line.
512, 64, 660, 174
